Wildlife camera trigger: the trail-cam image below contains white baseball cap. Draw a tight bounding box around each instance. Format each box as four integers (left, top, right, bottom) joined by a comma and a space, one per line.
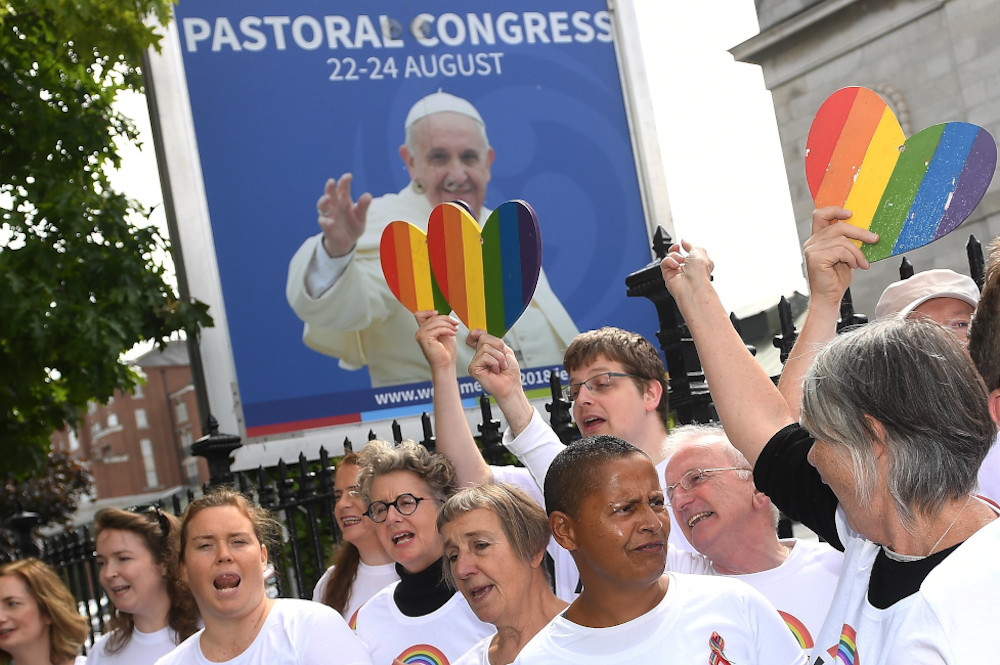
874, 269, 980, 320
404, 90, 484, 129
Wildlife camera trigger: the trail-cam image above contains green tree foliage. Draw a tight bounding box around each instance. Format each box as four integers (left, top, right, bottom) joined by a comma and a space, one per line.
0, 0, 212, 478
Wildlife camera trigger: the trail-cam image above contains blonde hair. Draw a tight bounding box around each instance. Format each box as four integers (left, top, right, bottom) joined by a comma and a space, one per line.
0, 558, 88, 665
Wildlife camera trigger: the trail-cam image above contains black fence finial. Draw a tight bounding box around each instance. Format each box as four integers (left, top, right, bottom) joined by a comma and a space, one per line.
190, 414, 242, 487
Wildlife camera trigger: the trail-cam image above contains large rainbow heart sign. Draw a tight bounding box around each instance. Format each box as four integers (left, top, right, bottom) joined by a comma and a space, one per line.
426, 200, 542, 337
379, 220, 450, 315
806, 86, 997, 261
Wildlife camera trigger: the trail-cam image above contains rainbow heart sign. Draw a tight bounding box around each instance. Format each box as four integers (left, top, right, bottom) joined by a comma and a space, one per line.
806, 86, 997, 261
426, 200, 542, 337
379, 220, 450, 315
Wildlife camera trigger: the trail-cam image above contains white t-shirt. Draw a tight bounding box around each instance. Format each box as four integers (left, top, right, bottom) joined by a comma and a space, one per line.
670, 538, 842, 655
976, 433, 1000, 504
87, 626, 179, 665
152, 598, 370, 665
311, 560, 399, 625
501, 409, 693, 552
809, 503, 1000, 665
511, 572, 807, 665
453, 634, 494, 665
354, 581, 494, 665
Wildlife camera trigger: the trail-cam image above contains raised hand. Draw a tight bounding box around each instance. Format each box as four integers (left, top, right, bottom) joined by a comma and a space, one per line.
803, 207, 878, 307
415, 311, 460, 373
660, 239, 714, 299
316, 173, 373, 258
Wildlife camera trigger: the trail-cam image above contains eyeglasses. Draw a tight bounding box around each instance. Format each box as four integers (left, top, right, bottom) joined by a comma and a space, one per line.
128, 503, 170, 535
664, 467, 748, 505
365, 493, 441, 523
562, 372, 639, 402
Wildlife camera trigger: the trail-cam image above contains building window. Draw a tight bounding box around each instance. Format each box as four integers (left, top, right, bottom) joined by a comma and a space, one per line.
139, 439, 159, 488
175, 400, 188, 424
88, 402, 97, 415
90, 421, 100, 437
184, 456, 201, 485
68, 430, 79, 452
106, 413, 119, 428
135, 408, 148, 429
133, 382, 144, 399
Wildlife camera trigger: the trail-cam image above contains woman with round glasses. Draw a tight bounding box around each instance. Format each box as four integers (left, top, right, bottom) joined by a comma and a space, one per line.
354, 440, 493, 664
313, 453, 398, 623
89, 506, 200, 664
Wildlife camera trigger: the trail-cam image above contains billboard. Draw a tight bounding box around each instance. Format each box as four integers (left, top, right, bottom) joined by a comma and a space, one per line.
149, 0, 666, 446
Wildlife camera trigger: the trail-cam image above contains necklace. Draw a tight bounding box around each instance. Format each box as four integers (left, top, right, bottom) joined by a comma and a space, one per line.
927, 494, 973, 557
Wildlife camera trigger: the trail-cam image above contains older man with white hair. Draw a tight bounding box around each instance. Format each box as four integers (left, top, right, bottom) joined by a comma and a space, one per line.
286, 90, 578, 387
664, 424, 843, 656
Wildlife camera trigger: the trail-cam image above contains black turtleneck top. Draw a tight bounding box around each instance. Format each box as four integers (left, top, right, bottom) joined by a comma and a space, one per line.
392, 557, 456, 617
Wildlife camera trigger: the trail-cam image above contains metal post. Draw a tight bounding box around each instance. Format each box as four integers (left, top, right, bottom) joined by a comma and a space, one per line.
190, 414, 242, 487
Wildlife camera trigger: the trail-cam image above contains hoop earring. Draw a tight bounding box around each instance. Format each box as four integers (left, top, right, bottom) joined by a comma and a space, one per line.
411, 179, 426, 195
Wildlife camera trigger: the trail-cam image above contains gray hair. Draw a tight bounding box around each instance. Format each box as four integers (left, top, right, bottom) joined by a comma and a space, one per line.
356, 440, 458, 503
800, 317, 995, 527
437, 483, 550, 590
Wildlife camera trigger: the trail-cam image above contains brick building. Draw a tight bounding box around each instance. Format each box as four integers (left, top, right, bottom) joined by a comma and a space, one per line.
733, 0, 1000, 313
50, 341, 207, 500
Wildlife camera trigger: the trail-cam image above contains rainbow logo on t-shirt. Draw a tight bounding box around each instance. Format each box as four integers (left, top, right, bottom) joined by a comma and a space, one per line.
778, 610, 814, 649
397, 644, 449, 665
348, 609, 359, 631
832, 624, 859, 664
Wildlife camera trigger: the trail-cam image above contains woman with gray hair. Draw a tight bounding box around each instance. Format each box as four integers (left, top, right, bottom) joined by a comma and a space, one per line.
661, 229, 1000, 665
438, 483, 567, 665
353, 440, 493, 664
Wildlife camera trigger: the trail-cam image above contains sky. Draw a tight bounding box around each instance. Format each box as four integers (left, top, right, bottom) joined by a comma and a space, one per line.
109, 0, 808, 329
632, 0, 807, 315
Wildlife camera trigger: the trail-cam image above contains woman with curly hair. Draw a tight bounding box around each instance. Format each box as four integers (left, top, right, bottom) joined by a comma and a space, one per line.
0, 558, 88, 665
353, 440, 493, 664
89, 505, 200, 663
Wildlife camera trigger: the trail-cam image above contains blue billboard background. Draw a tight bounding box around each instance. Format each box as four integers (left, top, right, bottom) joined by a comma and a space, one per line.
171, 1, 661, 435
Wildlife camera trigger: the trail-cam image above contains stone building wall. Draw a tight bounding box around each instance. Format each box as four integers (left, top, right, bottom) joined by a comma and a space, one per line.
735, 0, 1000, 314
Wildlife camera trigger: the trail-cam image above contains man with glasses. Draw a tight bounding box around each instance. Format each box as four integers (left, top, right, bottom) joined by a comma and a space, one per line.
472, 325, 694, 550
664, 424, 842, 656
416, 318, 692, 551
